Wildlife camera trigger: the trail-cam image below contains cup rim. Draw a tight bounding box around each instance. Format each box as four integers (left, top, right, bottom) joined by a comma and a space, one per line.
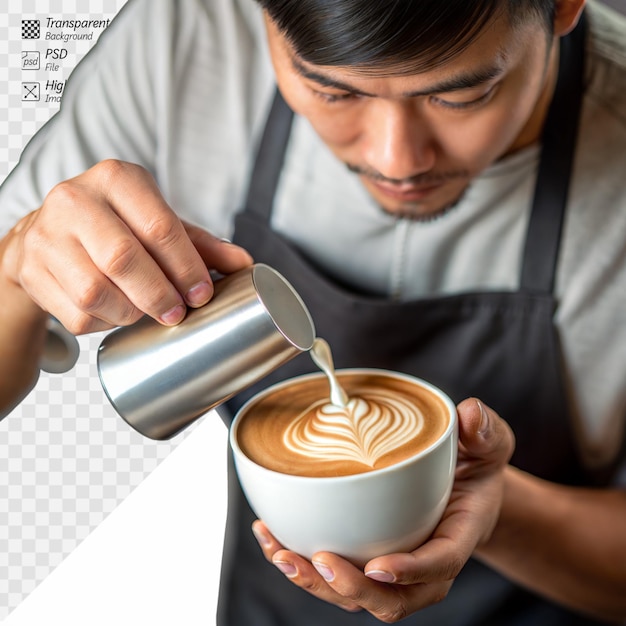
230, 368, 458, 483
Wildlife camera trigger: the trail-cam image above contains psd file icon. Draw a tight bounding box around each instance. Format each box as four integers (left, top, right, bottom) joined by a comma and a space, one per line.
22, 51, 40, 70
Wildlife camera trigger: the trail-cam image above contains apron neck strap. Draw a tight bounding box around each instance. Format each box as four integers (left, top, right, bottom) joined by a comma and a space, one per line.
243, 89, 294, 221
520, 13, 587, 294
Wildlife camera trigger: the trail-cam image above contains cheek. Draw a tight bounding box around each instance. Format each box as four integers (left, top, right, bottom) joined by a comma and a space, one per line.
294, 100, 363, 148
438, 115, 510, 165
434, 96, 537, 168
308, 111, 362, 148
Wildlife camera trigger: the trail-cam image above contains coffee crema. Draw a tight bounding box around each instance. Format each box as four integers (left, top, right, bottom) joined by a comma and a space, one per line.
236, 372, 449, 477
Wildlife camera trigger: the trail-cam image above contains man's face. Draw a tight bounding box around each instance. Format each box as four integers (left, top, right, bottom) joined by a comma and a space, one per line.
265, 11, 557, 220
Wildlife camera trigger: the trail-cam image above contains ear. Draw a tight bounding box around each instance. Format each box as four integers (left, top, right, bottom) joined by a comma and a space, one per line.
553, 0, 586, 36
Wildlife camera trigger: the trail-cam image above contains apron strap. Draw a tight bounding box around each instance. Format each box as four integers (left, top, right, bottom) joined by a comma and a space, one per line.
520, 14, 587, 294
243, 89, 294, 222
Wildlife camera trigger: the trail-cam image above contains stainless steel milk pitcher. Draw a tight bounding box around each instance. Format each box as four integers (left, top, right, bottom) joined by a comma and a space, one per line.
97, 264, 315, 440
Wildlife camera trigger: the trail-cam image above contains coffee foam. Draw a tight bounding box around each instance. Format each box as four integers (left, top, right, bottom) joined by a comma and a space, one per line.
283, 391, 426, 467
236, 372, 449, 477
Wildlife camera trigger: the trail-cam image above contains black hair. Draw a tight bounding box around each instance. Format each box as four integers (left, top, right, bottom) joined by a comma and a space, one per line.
255, 0, 555, 72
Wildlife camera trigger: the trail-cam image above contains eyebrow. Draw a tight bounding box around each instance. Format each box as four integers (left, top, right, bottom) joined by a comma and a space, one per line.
290, 55, 507, 98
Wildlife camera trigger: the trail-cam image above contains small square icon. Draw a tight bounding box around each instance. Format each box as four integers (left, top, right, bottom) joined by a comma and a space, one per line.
22, 51, 40, 70
22, 82, 40, 101
22, 19, 41, 39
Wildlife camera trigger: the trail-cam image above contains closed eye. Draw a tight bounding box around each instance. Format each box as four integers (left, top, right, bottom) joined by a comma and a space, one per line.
312, 89, 359, 104
430, 85, 498, 110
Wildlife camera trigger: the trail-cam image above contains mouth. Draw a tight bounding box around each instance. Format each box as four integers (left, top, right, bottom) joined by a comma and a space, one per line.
368, 179, 443, 202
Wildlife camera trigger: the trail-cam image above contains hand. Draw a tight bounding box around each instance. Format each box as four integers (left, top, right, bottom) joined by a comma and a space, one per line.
1, 159, 253, 334
252, 398, 515, 622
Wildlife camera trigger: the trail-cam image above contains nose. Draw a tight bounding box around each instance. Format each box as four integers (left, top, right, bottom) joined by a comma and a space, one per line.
361, 100, 436, 181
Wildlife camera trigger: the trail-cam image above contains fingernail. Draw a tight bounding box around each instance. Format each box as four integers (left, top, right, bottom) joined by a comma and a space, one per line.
219, 237, 232, 244
160, 304, 185, 325
274, 560, 297, 578
252, 525, 272, 549
477, 400, 490, 436
185, 281, 212, 307
312, 561, 335, 582
364, 569, 395, 583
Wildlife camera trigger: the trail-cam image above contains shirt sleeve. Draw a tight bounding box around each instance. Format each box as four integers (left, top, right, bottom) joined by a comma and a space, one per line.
0, 0, 173, 237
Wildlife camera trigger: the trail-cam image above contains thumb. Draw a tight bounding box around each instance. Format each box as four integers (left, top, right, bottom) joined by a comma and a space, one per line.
457, 397, 515, 463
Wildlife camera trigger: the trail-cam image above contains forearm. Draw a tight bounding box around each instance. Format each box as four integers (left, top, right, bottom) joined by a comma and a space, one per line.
475, 465, 626, 622
0, 234, 48, 418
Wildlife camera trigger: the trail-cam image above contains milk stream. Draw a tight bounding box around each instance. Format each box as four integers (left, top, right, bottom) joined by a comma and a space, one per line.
281, 338, 425, 467
309, 338, 349, 407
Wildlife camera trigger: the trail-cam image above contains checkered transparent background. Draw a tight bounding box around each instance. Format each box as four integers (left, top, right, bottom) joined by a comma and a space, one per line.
0, 1, 189, 619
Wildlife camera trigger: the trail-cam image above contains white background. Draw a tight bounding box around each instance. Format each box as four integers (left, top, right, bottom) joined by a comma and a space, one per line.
3, 413, 228, 625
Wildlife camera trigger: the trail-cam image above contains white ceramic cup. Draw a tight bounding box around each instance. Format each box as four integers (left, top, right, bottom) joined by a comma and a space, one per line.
230, 369, 458, 566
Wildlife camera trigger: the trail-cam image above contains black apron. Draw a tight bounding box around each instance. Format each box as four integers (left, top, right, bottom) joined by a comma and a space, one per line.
217, 15, 618, 625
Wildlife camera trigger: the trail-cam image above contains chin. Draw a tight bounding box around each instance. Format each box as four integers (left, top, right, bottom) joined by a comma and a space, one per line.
376, 189, 469, 222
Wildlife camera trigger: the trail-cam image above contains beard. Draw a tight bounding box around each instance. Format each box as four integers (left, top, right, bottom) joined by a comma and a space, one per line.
379, 190, 470, 221
346, 163, 471, 222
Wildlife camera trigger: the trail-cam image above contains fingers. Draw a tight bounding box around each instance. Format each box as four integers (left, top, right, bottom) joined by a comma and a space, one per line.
364, 542, 465, 587
43, 239, 145, 332
5, 159, 254, 334
68, 211, 189, 325
88, 160, 214, 309
251, 521, 361, 613
252, 521, 453, 621
313, 551, 453, 622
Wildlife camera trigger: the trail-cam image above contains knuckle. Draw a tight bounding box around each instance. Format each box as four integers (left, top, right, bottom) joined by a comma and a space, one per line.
21, 222, 44, 251
18, 261, 40, 293
100, 238, 139, 278
117, 306, 144, 327
73, 276, 107, 313
46, 180, 81, 212
94, 159, 153, 194
342, 583, 373, 607
142, 214, 181, 249
12, 230, 40, 274
297, 573, 323, 594
96, 158, 134, 181
142, 282, 178, 314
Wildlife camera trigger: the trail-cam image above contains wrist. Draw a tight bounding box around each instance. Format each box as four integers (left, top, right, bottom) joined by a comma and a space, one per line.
0, 228, 47, 325
0, 234, 48, 417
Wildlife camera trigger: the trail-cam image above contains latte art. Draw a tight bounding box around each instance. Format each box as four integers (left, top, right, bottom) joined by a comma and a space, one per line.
235, 371, 449, 477
283, 392, 425, 468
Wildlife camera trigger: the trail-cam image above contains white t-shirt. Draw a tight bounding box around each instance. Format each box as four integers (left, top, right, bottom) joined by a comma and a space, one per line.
0, 0, 625, 470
